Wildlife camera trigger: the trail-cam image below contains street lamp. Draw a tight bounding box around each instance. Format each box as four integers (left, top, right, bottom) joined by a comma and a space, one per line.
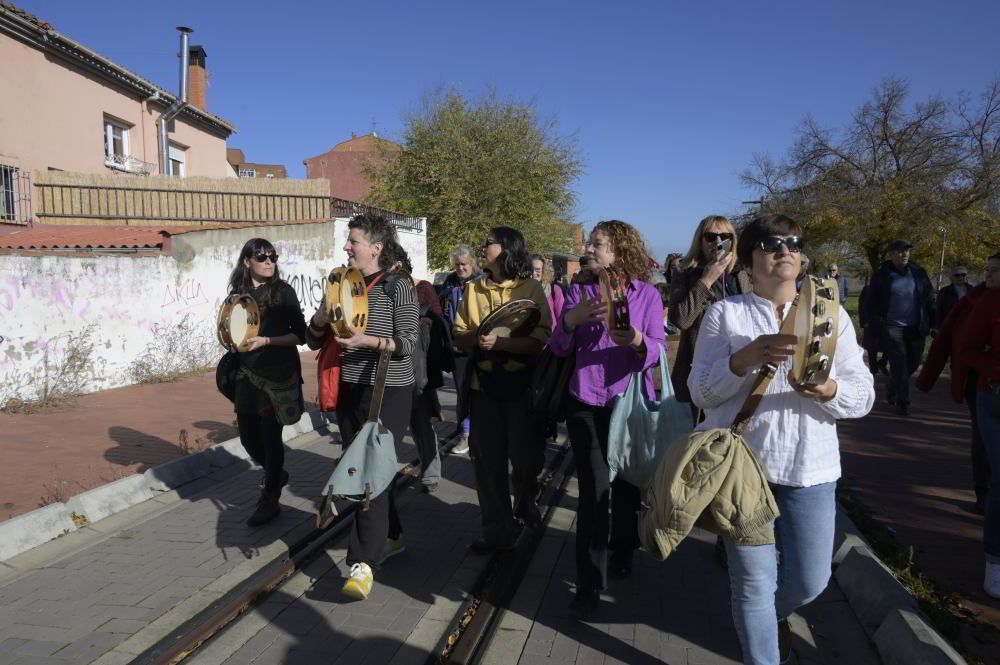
936, 226, 947, 289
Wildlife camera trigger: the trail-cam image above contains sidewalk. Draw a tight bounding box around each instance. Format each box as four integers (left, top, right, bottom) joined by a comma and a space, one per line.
1, 352, 320, 523
839, 373, 1000, 662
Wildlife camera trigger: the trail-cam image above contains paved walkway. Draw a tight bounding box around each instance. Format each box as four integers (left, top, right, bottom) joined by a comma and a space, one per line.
1, 353, 320, 522
839, 373, 1000, 663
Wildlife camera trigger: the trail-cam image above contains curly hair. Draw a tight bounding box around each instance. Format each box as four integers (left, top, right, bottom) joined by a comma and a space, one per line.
348, 213, 409, 274
593, 220, 650, 282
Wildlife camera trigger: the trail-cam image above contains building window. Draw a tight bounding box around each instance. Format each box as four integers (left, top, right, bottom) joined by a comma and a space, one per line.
238, 168, 256, 178
103, 117, 131, 168
168, 143, 186, 177
1, 164, 19, 221
265, 173, 274, 179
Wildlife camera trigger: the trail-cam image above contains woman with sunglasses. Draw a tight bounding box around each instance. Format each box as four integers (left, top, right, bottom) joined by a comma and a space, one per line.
453, 226, 552, 555
669, 215, 751, 422
226, 238, 307, 527
306, 214, 419, 600
689, 214, 874, 665
548, 220, 665, 615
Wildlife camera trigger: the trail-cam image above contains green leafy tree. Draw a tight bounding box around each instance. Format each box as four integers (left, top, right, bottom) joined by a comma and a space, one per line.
366, 88, 584, 269
742, 78, 1000, 282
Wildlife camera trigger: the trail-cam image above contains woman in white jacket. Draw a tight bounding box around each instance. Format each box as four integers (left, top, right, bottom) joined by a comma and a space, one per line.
688, 214, 874, 665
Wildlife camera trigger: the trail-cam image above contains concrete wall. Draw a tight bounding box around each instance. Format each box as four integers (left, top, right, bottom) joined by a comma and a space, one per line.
0, 219, 428, 407
0, 32, 231, 180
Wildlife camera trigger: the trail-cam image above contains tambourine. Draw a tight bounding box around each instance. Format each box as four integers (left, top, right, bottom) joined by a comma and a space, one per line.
595, 267, 631, 331
325, 266, 368, 338
478, 299, 541, 338
217, 294, 260, 352
791, 276, 840, 386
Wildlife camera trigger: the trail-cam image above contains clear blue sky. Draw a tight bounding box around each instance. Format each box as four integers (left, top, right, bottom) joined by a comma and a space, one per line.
19, 0, 1000, 259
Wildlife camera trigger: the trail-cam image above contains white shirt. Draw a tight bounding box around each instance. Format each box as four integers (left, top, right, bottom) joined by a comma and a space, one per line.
688, 293, 875, 487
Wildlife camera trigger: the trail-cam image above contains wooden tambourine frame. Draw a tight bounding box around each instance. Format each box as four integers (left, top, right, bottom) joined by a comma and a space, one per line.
325, 266, 368, 338
790, 276, 840, 386
596, 267, 631, 331
478, 299, 541, 338
217, 294, 260, 352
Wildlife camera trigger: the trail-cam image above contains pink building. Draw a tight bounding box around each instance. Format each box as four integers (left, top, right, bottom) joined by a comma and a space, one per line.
0, 3, 237, 226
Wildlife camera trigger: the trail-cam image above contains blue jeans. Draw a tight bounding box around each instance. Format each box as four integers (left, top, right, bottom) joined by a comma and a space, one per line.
724, 482, 837, 665
978, 391, 1000, 563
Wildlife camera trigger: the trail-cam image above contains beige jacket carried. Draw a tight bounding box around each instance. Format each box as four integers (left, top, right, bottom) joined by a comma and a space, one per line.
640, 428, 779, 560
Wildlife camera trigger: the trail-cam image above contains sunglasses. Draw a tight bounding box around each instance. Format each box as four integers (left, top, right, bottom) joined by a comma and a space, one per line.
703, 232, 734, 242
481, 238, 500, 249
953, 273, 967, 277
252, 252, 279, 263
758, 236, 805, 253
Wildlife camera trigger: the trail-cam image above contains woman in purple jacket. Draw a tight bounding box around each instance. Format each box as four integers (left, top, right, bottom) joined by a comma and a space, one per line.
548, 220, 665, 615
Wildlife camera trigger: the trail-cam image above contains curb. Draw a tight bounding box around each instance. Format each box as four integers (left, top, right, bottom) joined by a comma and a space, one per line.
0, 409, 335, 563
834, 507, 968, 665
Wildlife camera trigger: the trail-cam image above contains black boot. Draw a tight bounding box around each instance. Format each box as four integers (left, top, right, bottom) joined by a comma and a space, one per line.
247, 490, 281, 527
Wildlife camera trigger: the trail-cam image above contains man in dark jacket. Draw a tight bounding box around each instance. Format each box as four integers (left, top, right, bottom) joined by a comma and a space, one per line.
936, 265, 971, 325
868, 239, 936, 415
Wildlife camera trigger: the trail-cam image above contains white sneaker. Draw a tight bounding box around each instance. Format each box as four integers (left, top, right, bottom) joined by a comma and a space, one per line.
341, 562, 374, 600
985, 562, 1000, 599
452, 433, 470, 455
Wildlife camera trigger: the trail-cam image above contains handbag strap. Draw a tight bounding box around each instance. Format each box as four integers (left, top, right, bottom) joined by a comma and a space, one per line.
366, 348, 392, 423
731, 295, 799, 434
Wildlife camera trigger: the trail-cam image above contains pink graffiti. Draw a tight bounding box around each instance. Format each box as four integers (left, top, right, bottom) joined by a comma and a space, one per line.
161, 279, 209, 311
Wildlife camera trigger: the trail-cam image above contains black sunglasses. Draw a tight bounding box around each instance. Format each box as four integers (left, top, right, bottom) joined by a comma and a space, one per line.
252, 252, 279, 263
703, 232, 734, 242
953, 273, 967, 277
758, 236, 805, 253
481, 238, 500, 249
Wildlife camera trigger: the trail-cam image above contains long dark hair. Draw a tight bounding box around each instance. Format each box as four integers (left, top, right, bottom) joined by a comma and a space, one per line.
348, 214, 411, 274
489, 226, 532, 281
228, 237, 283, 311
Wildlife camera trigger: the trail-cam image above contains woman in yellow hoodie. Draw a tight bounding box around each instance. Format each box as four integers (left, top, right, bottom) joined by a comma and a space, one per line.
453, 226, 552, 555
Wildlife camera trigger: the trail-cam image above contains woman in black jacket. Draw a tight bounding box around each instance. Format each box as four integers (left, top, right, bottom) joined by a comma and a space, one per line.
227, 238, 306, 527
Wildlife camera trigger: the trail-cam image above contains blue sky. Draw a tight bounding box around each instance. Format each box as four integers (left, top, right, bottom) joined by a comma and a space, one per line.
18, 0, 1000, 258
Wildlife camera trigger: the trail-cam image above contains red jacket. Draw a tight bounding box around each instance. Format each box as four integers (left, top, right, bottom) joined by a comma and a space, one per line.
957, 288, 1000, 392
915, 284, 986, 402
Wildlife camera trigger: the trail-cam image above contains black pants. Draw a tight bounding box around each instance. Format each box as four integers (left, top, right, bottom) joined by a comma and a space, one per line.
235, 378, 286, 493
566, 396, 641, 592
966, 372, 991, 503
883, 325, 925, 406
337, 382, 412, 570
469, 390, 543, 548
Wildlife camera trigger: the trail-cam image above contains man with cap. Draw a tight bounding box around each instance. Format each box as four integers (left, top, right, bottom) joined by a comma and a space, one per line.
868, 239, 936, 415
826, 263, 849, 304
936, 265, 972, 325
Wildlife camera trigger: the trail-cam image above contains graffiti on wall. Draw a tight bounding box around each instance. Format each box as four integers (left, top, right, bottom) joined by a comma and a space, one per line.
287, 273, 325, 311
161, 279, 209, 311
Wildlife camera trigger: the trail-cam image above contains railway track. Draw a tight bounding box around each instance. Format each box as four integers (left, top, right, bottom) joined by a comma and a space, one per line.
130, 430, 576, 665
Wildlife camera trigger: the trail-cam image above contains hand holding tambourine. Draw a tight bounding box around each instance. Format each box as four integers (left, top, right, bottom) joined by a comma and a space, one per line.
564, 293, 609, 330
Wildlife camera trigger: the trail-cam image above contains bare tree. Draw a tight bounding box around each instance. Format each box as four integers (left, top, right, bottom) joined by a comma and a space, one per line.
743, 78, 1000, 275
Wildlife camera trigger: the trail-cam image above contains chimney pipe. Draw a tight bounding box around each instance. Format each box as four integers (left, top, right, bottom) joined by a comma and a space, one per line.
159, 27, 192, 176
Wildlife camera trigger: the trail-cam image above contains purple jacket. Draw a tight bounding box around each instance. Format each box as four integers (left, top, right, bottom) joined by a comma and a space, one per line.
548, 280, 665, 408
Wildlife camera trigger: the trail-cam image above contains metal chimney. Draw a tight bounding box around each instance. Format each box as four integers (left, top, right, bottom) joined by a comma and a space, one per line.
158, 27, 192, 176
177, 27, 191, 103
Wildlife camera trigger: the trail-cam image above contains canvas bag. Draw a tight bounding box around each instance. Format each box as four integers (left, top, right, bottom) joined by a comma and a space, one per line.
607, 344, 692, 489
317, 349, 399, 523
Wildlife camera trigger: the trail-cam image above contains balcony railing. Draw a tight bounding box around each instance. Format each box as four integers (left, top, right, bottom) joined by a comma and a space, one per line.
104, 153, 156, 175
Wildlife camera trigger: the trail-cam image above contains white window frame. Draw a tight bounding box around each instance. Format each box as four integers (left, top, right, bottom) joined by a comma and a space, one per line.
238, 168, 256, 178
167, 143, 187, 177
103, 117, 131, 170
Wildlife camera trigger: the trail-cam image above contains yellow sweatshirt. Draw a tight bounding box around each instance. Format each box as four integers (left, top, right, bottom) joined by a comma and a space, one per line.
454, 276, 551, 388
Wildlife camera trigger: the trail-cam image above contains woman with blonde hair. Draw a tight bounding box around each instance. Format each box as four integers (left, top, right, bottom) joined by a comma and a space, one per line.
548, 219, 665, 614
669, 215, 750, 419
